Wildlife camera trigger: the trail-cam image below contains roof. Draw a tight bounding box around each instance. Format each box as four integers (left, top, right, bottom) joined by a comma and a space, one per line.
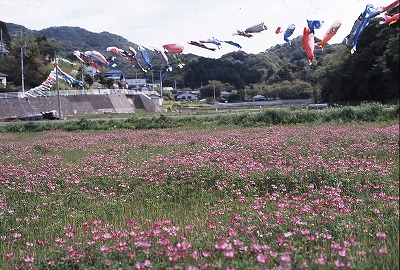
105, 70, 124, 74
177, 92, 197, 97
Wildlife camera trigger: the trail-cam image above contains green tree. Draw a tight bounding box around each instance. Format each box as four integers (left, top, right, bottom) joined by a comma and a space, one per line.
84, 74, 94, 87
0, 21, 12, 52
199, 80, 223, 100
265, 80, 313, 99
1, 36, 58, 89
317, 19, 399, 103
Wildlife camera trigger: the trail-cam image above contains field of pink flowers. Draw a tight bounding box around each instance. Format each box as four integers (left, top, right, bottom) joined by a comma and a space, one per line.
0, 123, 398, 269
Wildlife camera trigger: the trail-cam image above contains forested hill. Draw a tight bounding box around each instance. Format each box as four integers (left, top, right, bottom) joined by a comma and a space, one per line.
5, 23, 138, 55
1, 18, 399, 103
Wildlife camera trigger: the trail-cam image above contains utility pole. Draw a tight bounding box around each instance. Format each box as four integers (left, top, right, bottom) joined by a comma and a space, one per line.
135, 71, 138, 91
55, 58, 62, 119
151, 71, 154, 90
81, 63, 84, 94
213, 84, 216, 103
159, 69, 163, 100
0, 29, 3, 58
174, 79, 176, 92
21, 43, 25, 96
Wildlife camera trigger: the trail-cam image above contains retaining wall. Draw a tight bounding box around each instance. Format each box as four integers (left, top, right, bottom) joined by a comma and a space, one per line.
0, 94, 157, 118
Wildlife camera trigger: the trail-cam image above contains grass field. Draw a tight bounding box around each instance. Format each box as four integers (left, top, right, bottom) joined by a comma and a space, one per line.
0, 122, 398, 269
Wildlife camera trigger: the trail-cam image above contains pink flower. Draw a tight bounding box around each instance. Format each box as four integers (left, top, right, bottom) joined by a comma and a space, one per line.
316, 256, 326, 265
343, 241, 351, 247
125, 218, 137, 227
99, 245, 110, 252
233, 239, 244, 247
158, 237, 170, 247
135, 262, 146, 270
301, 229, 310, 235
375, 231, 387, 240
269, 250, 278, 257
24, 255, 34, 263
323, 233, 332, 239
331, 242, 343, 251
103, 233, 112, 239
190, 251, 199, 261
214, 241, 228, 251
126, 251, 136, 260
185, 224, 196, 230
13, 233, 22, 239
4, 253, 14, 260
379, 247, 388, 254
134, 241, 151, 248
373, 209, 383, 217
307, 235, 317, 241
37, 239, 48, 245
276, 236, 285, 245
284, 231, 293, 238
298, 261, 309, 269
178, 241, 192, 250
73, 251, 84, 259
333, 260, 346, 268
251, 244, 262, 253
55, 238, 67, 244
280, 254, 291, 265
202, 251, 212, 258
93, 220, 102, 226
223, 250, 235, 259
256, 253, 268, 264
143, 259, 152, 268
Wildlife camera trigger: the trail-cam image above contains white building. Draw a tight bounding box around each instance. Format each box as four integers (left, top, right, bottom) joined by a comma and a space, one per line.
104, 70, 124, 80
176, 92, 198, 101
253, 94, 266, 101
126, 78, 146, 89
0, 72, 7, 87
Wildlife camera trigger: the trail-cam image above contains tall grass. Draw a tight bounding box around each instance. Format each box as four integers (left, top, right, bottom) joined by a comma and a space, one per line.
0, 102, 398, 133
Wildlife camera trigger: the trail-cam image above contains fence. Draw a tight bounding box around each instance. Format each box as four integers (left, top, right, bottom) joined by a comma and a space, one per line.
0, 89, 160, 99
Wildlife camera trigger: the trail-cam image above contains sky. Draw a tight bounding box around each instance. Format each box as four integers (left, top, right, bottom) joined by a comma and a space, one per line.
0, 0, 394, 59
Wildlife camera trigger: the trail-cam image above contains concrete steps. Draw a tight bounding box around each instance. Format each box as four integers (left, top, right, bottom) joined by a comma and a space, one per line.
108, 94, 135, 113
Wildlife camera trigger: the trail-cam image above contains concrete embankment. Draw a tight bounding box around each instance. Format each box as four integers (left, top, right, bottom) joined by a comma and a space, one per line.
0, 94, 157, 118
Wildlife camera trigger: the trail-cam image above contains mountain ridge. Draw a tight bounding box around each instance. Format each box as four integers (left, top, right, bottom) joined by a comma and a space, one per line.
5, 23, 140, 56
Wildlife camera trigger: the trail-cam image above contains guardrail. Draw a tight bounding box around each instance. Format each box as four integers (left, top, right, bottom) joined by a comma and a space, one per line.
214, 99, 313, 108
0, 92, 24, 99
0, 89, 160, 99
